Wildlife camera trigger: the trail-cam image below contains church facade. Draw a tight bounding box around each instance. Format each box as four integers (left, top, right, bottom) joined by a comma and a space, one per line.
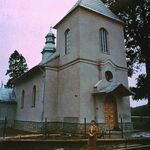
13, 0, 133, 132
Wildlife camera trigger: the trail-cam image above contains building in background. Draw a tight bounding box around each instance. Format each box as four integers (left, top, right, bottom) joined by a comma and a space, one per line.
0, 88, 16, 128
12, 0, 133, 132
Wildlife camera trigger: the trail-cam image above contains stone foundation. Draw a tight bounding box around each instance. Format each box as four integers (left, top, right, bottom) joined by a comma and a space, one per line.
14, 120, 133, 133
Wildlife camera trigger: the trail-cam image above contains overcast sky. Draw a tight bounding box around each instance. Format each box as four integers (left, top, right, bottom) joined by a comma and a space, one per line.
0, 0, 147, 107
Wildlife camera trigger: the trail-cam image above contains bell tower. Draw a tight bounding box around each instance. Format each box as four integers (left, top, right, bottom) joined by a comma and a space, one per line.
41, 27, 56, 62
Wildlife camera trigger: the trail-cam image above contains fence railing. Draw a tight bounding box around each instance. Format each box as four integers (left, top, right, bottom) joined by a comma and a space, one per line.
0, 117, 141, 139
13, 119, 134, 138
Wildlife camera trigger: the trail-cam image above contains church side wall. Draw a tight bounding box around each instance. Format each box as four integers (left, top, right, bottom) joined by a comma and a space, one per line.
44, 68, 58, 122
15, 72, 43, 123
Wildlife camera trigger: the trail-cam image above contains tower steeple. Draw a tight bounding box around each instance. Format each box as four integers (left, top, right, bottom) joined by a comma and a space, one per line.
41, 27, 56, 62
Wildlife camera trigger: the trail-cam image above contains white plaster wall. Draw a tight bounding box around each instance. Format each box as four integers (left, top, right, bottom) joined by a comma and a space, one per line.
95, 95, 105, 123
57, 63, 80, 122
56, 9, 80, 66
79, 63, 99, 123
78, 9, 127, 68
117, 97, 131, 123
44, 69, 58, 121
100, 62, 129, 87
15, 72, 44, 122
116, 70, 129, 87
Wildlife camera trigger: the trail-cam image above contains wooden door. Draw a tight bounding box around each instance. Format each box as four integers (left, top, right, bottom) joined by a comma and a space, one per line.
104, 96, 118, 130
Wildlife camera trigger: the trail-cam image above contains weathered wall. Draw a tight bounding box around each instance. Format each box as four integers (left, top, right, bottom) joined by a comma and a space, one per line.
57, 63, 80, 122
15, 71, 44, 122
56, 9, 80, 66
79, 62, 99, 123
78, 8, 127, 68
44, 68, 58, 122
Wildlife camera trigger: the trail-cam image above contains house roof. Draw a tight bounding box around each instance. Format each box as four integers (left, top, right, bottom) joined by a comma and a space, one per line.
0, 88, 16, 104
93, 82, 134, 97
54, 0, 123, 28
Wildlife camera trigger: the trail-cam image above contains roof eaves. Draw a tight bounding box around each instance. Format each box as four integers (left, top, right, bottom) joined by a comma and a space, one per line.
54, 1, 123, 28
12, 65, 45, 84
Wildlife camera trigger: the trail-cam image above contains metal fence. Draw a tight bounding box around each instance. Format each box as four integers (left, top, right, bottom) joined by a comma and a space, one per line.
14, 119, 129, 138
0, 117, 136, 139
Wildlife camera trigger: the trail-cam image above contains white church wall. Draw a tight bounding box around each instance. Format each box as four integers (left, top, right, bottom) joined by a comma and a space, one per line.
56, 9, 80, 66
15, 72, 43, 122
57, 63, 80, 122
79, 63, 99, 123
116, 70, 129, 87
44, 68, 58, 121
117, 97, 131, 123
94, 95, 105, 123
78, 8, 127, 68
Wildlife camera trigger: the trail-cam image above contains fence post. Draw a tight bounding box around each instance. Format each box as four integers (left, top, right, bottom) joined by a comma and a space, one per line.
3, 117, 7, 139
84, 118, 86, 138
108, 116, 111, 138
44, 117, 47, 137
121, 117, 124, 138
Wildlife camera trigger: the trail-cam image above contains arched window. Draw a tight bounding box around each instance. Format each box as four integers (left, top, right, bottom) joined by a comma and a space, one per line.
99, 28, 108, 53
32, 85, 36, 107
65, 29, 71, 54
21, 90, 25, 109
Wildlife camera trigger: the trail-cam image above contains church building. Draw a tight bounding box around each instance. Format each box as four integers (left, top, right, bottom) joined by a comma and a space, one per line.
13, 0, 133, 132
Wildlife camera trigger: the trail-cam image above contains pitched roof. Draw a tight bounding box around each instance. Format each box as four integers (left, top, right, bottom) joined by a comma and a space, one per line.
93, 82, 134, 97
54, 0, 123, 28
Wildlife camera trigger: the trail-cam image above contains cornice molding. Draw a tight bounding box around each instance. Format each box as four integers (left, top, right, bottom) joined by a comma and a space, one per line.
45, 58, 128, 72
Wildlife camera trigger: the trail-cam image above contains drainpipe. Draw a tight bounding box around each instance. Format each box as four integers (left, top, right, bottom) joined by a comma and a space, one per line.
38, 66, 46, 122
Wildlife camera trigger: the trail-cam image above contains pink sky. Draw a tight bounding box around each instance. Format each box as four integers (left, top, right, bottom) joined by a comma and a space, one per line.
0, 0, 147, 107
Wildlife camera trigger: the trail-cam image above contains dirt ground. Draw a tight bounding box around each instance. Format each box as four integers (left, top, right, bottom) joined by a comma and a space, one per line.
0, 128, 33, 137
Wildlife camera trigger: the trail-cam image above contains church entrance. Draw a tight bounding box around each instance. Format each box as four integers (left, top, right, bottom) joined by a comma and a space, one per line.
104, 95, 118, 130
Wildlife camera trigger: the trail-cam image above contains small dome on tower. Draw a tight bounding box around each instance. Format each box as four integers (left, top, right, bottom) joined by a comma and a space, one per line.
41, 27, 56, 63
45, 27, 55, 44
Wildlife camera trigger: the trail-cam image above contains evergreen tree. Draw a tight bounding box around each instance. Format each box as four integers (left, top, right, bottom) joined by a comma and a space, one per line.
102, 0, 150, 107
5, 50, 28, 88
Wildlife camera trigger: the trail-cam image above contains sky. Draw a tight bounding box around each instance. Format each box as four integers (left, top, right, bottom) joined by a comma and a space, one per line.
0, 0, 147, 107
